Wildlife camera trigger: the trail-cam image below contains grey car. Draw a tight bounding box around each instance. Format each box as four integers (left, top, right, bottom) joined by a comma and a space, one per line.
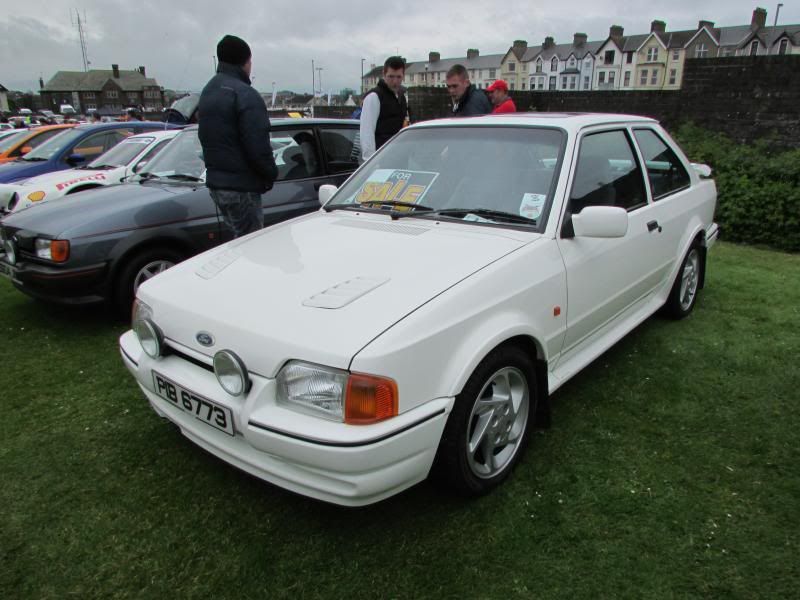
0, 119, 361, 314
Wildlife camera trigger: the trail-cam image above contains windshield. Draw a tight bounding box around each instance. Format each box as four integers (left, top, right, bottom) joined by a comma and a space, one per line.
139, 129, 204, 180
328, 126, 564, 229
87, 136, 154, 168
22, 128, 84, 161
0, 130, 28, 153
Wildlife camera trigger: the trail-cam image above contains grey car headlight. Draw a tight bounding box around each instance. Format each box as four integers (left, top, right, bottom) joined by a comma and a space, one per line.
214, 350, 251, 397
276, 361, 349, 421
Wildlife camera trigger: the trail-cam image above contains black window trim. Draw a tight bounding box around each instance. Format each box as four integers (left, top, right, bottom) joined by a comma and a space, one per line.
631, 126, 692, 202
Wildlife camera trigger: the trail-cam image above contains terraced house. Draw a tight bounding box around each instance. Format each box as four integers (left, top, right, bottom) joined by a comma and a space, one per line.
40, 64, 164, 115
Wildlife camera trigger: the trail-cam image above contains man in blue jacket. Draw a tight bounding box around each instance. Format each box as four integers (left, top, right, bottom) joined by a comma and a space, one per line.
199, 35, 278, 237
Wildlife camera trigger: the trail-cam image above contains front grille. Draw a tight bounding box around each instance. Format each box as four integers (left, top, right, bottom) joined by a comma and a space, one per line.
164, 341, 214, 373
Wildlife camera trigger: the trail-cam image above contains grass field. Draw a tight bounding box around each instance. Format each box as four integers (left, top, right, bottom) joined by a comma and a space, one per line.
1, 242, 798, 599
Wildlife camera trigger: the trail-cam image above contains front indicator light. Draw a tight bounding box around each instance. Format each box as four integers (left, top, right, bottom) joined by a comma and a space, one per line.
345, 373, 398, 424
27, 191, 46, 202
34, 238, 70, 262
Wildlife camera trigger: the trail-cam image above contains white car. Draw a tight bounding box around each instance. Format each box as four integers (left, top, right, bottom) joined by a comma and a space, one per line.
120, 113, 718, 506
0, 129, 179, 213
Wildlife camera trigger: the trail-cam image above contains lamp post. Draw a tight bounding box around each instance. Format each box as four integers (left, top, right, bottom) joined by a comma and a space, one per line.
311, 59, 315, 117
316, 67, 324, 96
361, 58, 365, 93
271, 81, 276, 109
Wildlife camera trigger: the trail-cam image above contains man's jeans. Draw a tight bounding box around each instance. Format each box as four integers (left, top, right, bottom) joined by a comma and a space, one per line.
210, 189, 264, 238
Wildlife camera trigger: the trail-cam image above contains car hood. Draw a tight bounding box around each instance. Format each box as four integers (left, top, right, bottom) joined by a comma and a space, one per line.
139, 210, 538, 376
7, 167, 121, 190
1, 181, 184, 237
0, 159, 53, 183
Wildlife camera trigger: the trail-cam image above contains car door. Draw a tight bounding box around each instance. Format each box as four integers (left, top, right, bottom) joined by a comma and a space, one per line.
557, 127, 664, 355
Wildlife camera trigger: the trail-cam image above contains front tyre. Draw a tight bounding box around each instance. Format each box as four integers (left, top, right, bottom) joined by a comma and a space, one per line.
434, 346, 537, 496
665, 244, 703, 319
114, 247, 183, 317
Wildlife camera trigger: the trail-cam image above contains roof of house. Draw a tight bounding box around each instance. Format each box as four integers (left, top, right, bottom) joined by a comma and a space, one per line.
42, 69, 160, 92
530, 40, 604, 62
405, 53, 505, 74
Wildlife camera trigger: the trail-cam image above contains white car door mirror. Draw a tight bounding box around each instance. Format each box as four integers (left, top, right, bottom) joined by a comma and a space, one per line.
572, 206, 629, 238
318, 184, 338, 206
691, 163, 712, 178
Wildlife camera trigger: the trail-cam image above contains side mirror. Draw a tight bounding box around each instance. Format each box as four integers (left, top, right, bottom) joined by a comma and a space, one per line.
691, 163, 713, 178
20, 146, 32, 155
572, 206, 628, 238
66, 153, 86, 166
132, 160, 148, 173
318, 184, 338, 206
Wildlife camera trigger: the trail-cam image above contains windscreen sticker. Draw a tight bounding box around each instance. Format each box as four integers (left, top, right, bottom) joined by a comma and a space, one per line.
346, 169, 439, 205
519, 193, 546, 220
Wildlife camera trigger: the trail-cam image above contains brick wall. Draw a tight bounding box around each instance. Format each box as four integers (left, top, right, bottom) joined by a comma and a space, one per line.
407, 56, 800, 147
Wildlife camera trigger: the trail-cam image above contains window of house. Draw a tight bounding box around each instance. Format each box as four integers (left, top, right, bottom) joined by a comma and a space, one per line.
561, 76, 567, 89
128, 94, 137, 103
633, 128, 690, 200
521, 82, 526, 90
106, 90, 119, 99
551, 57, 559, 71
599, 72, 606, 84
721, 47, 731, 57
583, 76, 590, 89
651, 69, 658, 85
604, 50, 615, 64
84, 92, 95, 99
511, 82, 516, 90
624, 71, 631, 86
508, 62, 516, 72
750, 40, 759, 56
647, 47, 659, 62
549, 76, 556, 90
669, 69, 677, 85
569, 76, 576, 90
695, 43, 708, 58
522, 63, 528, 71
609, 71, 616, 85
626, 52, 633, 64
569, 130, 647, 213
640, 69, 648, 85
673, 49, 680, 61
569, 58, 576, 68
535, 60, 543, 73
779, 39, 788, 55
489, 68, 496, 78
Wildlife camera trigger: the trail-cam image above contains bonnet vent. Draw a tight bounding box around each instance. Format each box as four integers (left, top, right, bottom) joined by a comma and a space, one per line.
303, 276, 390, 309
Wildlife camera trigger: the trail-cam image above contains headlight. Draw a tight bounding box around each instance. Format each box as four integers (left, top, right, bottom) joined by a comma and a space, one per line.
7, 193, 19, 211
214, 350, 251, 396
132, 301, 162, 358
34, 238, 70, 262
27, 191, 46, 202
3, 238, 16, 265
276, 361, 398, 424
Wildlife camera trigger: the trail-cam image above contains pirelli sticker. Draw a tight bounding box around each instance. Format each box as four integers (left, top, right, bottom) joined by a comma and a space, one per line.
347, 169, 438, 206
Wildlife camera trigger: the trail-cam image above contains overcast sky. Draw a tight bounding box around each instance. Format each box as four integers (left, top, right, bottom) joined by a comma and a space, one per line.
1, 0, 797, 94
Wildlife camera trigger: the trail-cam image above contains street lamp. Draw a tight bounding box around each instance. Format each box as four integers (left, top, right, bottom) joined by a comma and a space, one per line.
361, 58, 365, 93
316, 67, 323, 95
271, 81, 276, 108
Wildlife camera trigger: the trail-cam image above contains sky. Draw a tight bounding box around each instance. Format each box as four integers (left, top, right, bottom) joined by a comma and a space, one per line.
1, 0, 797, 94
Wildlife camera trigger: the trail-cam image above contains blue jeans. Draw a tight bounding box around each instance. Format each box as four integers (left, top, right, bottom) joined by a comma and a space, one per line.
210, 190, 264, 238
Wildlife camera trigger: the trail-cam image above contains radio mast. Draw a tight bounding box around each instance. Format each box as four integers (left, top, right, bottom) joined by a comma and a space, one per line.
71, 9, 90, 71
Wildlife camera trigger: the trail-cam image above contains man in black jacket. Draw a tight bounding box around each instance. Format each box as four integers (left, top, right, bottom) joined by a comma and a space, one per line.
359, 56, 408, 161
199, 35, 278, 237
446, 64, 491, 117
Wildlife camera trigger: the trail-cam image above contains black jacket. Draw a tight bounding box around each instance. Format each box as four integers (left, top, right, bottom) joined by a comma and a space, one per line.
198, 62, 278, 193
452, 84, 492, 117
370, 80, 408, 149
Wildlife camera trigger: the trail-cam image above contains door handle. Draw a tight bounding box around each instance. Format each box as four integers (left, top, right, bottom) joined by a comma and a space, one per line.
647, 220, 662, 233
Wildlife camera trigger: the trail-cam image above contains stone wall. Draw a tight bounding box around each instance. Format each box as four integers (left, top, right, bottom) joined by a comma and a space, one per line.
407, 56, 800, 147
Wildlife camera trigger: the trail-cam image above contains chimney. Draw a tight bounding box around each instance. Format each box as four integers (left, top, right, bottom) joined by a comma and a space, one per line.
573, 32, 588, 46
39, 77, 44, 89
651, 20, 666, 33
751, 7, 767, 30
112, 64, 120, 78
513, 39, 528, 56
428, 51, 440, 63
698, 20, 715, 30
467, 48, 479, 60
542, 36, 555, 49
138, 66, 146, 76
609, 25, 624, 40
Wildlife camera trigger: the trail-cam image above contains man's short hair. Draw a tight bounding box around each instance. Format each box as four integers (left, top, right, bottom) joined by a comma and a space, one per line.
383, 56, 406, 73
446, 64, 468, 79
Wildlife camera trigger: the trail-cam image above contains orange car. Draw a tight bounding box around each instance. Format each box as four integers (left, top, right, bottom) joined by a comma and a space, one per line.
0, 124, 76, 164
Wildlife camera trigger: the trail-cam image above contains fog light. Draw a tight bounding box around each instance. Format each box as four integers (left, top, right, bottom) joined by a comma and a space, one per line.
214, 350, 250, 396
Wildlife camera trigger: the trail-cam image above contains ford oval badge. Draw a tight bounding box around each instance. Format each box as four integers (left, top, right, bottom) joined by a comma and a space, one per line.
196, 332, 215, 347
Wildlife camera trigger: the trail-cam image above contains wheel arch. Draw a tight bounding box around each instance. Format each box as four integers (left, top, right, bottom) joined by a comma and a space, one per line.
109, 234, 196, 287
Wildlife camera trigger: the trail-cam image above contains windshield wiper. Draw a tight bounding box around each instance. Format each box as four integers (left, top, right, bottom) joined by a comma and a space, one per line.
394, 206, 537, 225
164, 173, 203, 182
324, 199, 434, 214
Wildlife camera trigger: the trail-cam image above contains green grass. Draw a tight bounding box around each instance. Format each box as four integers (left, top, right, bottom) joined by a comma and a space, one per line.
1, 242, 798, 599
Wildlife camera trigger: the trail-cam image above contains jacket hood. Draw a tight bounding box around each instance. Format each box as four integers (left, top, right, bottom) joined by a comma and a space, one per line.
139, 210, 539, 376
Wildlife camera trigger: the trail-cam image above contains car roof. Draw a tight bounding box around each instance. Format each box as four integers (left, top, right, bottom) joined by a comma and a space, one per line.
74, 122, 180, 132
125, 129, 179, 141
411, 112, 658, 132
180, 118, 358, 132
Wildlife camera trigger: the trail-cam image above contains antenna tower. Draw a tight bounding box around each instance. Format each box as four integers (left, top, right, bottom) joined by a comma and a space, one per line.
71, 9, 90, 71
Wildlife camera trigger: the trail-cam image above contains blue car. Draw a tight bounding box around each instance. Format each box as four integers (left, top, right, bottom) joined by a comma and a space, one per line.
0, 122, 180, 184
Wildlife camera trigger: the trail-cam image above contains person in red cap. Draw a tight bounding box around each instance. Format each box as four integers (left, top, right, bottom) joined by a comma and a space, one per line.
487, 80, 516, 114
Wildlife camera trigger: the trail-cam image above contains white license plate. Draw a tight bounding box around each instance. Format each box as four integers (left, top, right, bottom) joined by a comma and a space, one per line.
152, 371, 234, 436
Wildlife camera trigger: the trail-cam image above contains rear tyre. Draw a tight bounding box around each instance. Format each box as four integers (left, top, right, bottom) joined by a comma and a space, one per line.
114, 247, 183, 317
433, 345, 537, 496
664, 244, 703, 319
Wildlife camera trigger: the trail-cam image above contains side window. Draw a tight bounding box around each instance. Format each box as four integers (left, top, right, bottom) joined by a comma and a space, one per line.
133, 138, 172, 173
633, 129, 690, 200
271, 129, 321, 181
318, 128, 361, 174
569, 130, 647, 214
104, 129, 135, 151
26, 129, 62, 150
72, 132, 113, 158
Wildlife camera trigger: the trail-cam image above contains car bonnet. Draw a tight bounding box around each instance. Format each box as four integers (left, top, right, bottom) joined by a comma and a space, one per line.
138, 210, 540, 377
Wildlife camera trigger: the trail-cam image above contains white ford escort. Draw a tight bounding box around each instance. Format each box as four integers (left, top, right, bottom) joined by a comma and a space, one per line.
0, 129, 178, 213
120, 113, 718, 506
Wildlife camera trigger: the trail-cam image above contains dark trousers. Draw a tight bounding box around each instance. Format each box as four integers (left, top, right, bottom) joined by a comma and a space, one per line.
210, 190, 264, 238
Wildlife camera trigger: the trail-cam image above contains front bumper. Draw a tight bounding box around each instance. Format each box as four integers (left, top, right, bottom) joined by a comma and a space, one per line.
119, 330, 453, 506
0, 253, 109, 304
